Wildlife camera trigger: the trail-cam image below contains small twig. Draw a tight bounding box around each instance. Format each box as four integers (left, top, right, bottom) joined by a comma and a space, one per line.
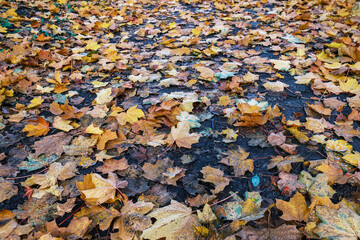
59, 202, 86, 226
209, 191, 238, 207
158, 144, 173, 157
6, 167, 48, 180
7, 204, 39, 238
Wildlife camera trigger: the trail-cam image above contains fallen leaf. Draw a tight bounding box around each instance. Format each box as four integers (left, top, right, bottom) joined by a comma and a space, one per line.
77, 172, 128, 206
165, 121, 201, 148
33, 132, 72, 157
314, 202, 360, 240
97, 158, 129, 174
201, 166, 230, 194
0, 177, 18, 202
276, 192, 310, 221
220, 146, 254, 177
197, 203, 217, 223
22, 116, 50, 137
116, 105, 145, 125
141, 200, 200, 240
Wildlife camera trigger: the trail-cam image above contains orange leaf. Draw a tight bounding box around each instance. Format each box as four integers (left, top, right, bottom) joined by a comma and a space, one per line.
22, 116, 50, 137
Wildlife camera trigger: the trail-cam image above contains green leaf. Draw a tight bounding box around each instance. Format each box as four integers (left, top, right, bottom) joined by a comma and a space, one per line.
314, 203, 360, 240
18, 154, 59, 171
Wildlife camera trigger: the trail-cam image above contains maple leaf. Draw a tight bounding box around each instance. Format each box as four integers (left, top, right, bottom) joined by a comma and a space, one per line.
220, 146, 254, 177
45, 217, 92, 239
298, 171, 336, 198
77, 172, 127, 206
165, 121, 201, 148
85, 123, 104, 134
276, 192, 310, 222
97, 158, 129, 174
18, 154, 59, 171
113, 201, 153, 239
270, 59, 291, 71
26, 96, 43, 108
33, 132, 72, 157
263, 81, 289, 92
141, 200, 200, 240
0, 177, 18, 202
116, 105, 145, 125
53, 116, 74, 132
74, 206, 120, 231
161, 167, 186, 186
85, 40, 101, 51
22, 116, 50, 137
197, 203, 217, 224
94, 88, 113, 105
314, 202, 360, 240
238, 224, 303, 240
201, 166, 230, 194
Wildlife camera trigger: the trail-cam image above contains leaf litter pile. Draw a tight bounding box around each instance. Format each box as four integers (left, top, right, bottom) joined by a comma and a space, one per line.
1, 0, 360, 239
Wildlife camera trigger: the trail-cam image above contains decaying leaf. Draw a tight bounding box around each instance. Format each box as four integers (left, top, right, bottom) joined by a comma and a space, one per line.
141, 200, 200, 240
201, 166, 230, 194
220, 146, 254, 177
77, 173, 127, 206
165, 121, 201, 148
276, 192, 310, 221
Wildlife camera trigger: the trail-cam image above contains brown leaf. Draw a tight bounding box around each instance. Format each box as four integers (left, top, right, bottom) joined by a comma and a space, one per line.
97, 158, 129, 174
165, 121, 201, 148
237, 224, 303, 240
268, 132, 286, 146
0, 177, 18, 202
201, 166, 230, 194
33, 132, 72, 157
220, 146, 254, 177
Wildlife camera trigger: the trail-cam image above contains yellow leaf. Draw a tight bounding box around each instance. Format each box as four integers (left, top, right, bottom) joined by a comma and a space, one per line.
116, 105, 145, 125
339, 78, 360, 94
165, 121, 201, 148
168, 22, 177, 29
192, 27, 202, 37
197, 204, 217, 223
342, 152, 360, 166
77, 173, 124, 206
217, 95, 231, 106
286, 127, 309, 144
276, 192, 310, 221
94, 88, 113, 105
53, 116, 74, 132
22, 116, 50, 137
85, 40, 100, 51
0, 26, 7, 33
194, 226, 209, 237
27, 96, 44, 108
85, 124, 104, 135
141, 200, 200, 240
